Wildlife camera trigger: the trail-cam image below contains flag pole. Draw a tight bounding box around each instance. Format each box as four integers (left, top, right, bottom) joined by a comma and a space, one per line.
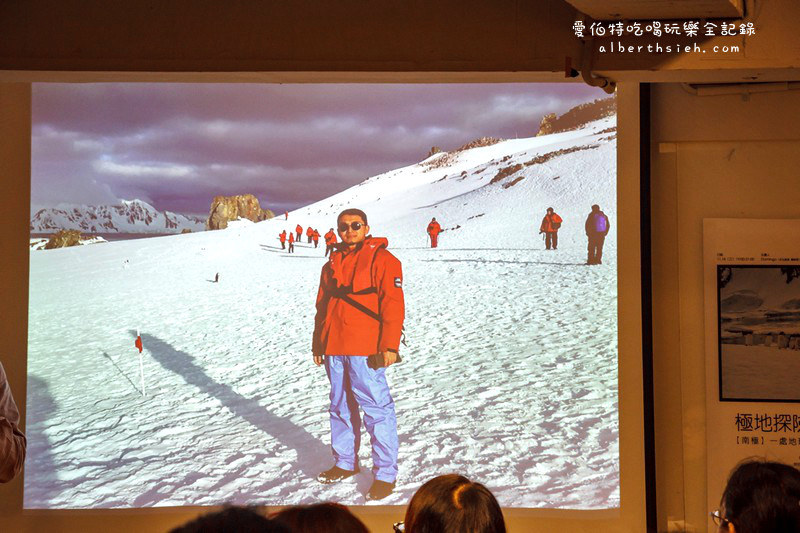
137, 329, 146, 396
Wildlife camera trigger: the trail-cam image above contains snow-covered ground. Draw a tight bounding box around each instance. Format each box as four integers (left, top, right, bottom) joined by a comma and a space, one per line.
25, 117, 619, 509
721, 345, 800, 400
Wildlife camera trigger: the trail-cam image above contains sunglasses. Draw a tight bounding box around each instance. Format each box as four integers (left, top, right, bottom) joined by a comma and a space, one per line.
338, 221, 364, 232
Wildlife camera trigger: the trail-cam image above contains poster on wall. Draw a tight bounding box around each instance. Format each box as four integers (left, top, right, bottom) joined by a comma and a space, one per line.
704, 218, 800, 526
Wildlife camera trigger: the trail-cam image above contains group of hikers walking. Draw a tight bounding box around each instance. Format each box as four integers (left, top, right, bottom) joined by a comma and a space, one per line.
278, 205, 610, 264
538, 204, 610, 264
278, 223, 341, 256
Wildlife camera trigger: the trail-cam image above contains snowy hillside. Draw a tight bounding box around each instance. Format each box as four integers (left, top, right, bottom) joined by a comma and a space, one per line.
30, 199, 205, 234
25, 116, 619, 510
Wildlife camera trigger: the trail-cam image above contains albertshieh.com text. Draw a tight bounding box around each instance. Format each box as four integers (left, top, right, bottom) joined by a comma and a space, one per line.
601, 42, 740, 54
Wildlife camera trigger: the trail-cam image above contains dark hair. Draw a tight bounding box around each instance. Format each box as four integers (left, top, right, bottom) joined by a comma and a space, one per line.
591, 204, 600, 211
270, 502, 369, 533
546, 207, 554, 212
721, 459, 800, 533
337, 208, 368, 225
404, 474, 506, 533
170, 505, 288, 533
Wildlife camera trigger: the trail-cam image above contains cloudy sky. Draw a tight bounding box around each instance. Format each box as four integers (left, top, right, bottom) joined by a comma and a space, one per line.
32, 83, 607, 217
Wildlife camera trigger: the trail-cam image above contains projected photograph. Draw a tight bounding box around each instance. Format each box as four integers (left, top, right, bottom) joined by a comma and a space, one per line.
26, 83, 619, 509
718, 265, 800, 402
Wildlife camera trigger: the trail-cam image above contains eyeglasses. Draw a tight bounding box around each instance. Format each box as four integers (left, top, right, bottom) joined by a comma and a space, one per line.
710, 509, 731, 528
338, 221, 364, 232
392, 521, 405, 532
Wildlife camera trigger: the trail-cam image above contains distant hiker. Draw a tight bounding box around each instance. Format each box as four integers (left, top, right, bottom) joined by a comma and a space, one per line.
539, 207, 563, 250
285, 211, 289, 220
313, 208, 404, 501
307, 226, 314, 244
427, 218, 442, 248
312, 229, 320, 248
585, 204, 610, 265
324, 228, 338, 257
214, 272, 219, 283
279, 230, 287, 250
296, 224, 303, 242
288, 232, 295, 253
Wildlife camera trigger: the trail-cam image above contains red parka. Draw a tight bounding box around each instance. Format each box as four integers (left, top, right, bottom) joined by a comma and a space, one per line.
324, 230, 338, 245
540, 213, 563, 233
313, 237, 404, 357
279, 231, 287, 243
427, 220, 441, 235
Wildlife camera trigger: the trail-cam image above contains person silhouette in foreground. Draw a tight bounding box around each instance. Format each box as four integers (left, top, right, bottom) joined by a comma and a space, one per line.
712, 459, 800, 533
270, 502, 368, 533
312, 208, 404, 501
170, 505, 288, 533
399, 474, 506, 533
0, 361, 26, 484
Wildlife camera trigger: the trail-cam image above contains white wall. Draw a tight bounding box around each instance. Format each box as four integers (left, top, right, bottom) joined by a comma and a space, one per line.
651, 82, 800, 531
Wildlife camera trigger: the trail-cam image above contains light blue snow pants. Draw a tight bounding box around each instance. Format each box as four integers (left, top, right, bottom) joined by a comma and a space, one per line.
324, 355, 398, 483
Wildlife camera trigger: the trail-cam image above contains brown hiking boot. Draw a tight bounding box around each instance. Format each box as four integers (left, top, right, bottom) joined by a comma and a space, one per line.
317, 465, 359, 484
366, 479, 395, 500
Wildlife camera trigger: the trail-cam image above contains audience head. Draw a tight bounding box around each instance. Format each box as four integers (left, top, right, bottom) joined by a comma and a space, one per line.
716, 459, 800, 533
270, 502, 369, 533
170, 505, 287, 533
403, 474, 506, 533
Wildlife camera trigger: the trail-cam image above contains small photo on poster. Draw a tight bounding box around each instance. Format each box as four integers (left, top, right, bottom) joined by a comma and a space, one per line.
718, 265, 800, 402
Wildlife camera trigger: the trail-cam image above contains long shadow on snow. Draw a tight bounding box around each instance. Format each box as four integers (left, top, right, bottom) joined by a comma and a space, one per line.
420, 258, 587, 267
133, 331, 329, 483
101, 351, 143, 395
24, 375, 63, 507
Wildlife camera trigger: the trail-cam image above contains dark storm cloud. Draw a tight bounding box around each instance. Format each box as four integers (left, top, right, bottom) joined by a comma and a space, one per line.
32, 83, 608, 216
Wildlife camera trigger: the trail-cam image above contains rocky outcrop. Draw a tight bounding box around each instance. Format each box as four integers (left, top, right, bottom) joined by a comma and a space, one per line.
206, 194, 274, 230
537, 96, 617, 136
44, 229, 82, 249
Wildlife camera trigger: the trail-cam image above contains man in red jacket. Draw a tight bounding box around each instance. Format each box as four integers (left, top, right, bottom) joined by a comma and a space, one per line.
306, 226, 314, 244
296, 224, 303, 242
279, 230, 287, 249
426, 217, 442, 248
312, 228, 320, 248
324, 228, 338, 257
539, 207, 563, 250
312, 208, 404, 501
288, 232, 295, 253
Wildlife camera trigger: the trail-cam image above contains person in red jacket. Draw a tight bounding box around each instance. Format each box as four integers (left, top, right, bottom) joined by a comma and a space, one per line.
284, 210, 289, 220
296, 224, 303, 242
539, 207, 563, 250
306, 226, 314, 244
288, 231, 295, 253
312, 228, 320, 248
313, 208, 404, 501
426, 217, 442, 248
279, 230, 287, 250
324, 228, 338, 257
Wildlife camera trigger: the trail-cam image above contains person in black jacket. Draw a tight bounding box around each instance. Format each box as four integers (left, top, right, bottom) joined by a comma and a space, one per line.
585, 204, 610, 265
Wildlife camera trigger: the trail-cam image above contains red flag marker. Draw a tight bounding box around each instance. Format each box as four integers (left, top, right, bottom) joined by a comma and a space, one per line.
135, 329, 146, 396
